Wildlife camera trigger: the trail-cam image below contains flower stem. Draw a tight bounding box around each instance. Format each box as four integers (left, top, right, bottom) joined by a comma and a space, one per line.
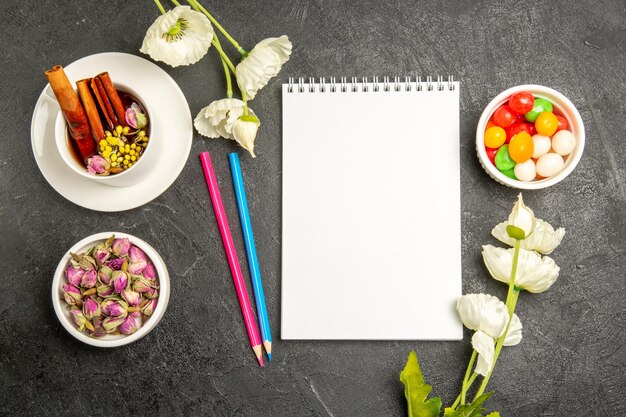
460, 350, 478, 405
210, 37, 236, 74
212, 35, 232, 98
153, 0, 166, 14
473, 239, 522, 400
187, 0, 247, 55
170, 0, 181, 6
451, 373, 478, 409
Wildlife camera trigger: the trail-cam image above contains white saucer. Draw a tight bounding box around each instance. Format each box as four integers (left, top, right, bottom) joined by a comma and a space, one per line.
31, 52, 193, 212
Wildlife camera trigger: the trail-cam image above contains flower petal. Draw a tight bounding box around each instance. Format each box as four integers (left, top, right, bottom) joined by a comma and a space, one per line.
508, 193, 536, 239
232, 117, 260, 157
503, 314, 523, 346
472, 330, 495, 377
140, 6, 214, 67
482, 245, 560, 293
456, 293, 509, 339
492, 218, 566, 254
235, 35, 292, 100
194, 98, 247, 139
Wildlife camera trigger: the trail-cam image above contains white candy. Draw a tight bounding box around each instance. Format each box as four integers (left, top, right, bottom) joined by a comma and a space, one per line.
551, 130, 576, 156
532, 134, 552, 159
514, 159, 537, 182
536, 153, 565, 178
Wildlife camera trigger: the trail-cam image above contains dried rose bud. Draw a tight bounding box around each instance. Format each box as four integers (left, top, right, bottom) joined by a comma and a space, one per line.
111, 271, 129, 293
79, 255, 97, 270
119, 312, 140, 335
142, 262, 156, 280
106, 258, 125, 271
82, 297, 101, 320
129, 245, 148, 263
128, 261, 147, 275
69, 308, 88, 331
121, 288, 141, 307
88, 317, 105, 337
101, 298, 128, 317
87, 155, 110, 175
112, 238, 131, 257
145, 287, 159, 299
81, 268, 98, 289
102, 316, 125, 333
63, 284, 82, 305
98, 265, 113, 285
142, 298, 158, 316
97, 283, 114, 298
132, 276, 154, 293
65, 265, 85, 287
93, 243, 111, 264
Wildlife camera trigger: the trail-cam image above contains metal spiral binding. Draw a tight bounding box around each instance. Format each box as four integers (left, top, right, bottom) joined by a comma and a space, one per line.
288, 76, 456, 93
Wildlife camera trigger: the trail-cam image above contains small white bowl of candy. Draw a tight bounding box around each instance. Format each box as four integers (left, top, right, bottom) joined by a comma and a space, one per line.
476, 85, 585, 189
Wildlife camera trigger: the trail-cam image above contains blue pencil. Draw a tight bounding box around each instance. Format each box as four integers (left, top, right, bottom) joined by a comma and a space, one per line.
228, 153, 273, 361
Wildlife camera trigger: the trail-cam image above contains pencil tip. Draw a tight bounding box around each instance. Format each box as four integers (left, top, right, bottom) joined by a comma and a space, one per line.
268, 353, 272, 361
253, 345, 264, 367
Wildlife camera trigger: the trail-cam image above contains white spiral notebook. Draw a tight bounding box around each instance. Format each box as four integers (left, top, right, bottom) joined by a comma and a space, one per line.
282, 76, 462, 340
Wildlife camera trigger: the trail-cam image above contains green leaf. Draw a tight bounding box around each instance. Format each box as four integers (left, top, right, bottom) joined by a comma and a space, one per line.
442, 392, 494, 417
485, 413, 500, 417
400, 351, 442, 417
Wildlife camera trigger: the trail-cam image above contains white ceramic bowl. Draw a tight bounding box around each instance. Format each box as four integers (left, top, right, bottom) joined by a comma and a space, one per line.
52, 232, 170, 347
54, 83, 157, 187
476, 85, 585, 189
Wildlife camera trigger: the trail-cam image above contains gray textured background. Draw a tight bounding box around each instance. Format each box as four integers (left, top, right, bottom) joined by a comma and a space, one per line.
1, 0, 625, 416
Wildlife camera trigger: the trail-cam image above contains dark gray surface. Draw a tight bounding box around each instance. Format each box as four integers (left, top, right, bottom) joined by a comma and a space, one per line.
1, 0, 625, 415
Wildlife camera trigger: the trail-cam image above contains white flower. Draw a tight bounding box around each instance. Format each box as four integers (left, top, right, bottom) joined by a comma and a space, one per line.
235, 35, 292, 100
482, 245, 560, 293
456, 294, 509, 339
194, 99, 259, 157
232, 115, 260, 157
492, 218, 566, 254
140, 6, 214, 67
507, 193, 536, 240
459, 294, 524, 376
472, 330, 495, 376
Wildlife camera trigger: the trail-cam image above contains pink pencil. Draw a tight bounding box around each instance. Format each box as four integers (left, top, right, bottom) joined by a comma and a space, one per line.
200, 152, 264, 367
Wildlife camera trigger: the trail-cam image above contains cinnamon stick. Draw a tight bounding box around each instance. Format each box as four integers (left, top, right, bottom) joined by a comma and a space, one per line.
97, 72, 127, 126
92, 77, 117, 128
44, 65, 96, 163
76, 78, 105, 141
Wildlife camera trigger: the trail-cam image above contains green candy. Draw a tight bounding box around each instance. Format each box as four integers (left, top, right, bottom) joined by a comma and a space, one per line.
495, 144, 516, 171
524, 98, 553, 122
500, 167, 517, 179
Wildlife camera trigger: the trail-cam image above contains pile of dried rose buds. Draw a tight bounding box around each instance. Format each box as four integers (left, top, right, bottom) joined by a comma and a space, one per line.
61, 235, 159, 337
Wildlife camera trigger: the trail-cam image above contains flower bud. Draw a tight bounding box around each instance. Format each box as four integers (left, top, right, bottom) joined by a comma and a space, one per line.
98, 265, 113, 285
63, 284, 82, 305
132, 276, 154, 293
145, 287, 159, 299
106, 257, 126, 271
119, 312, 139, 335
142, 298, 158, 316
69, 308, 88, 331
121, 288, 141, 307
82, 297, 101, 320
81, 268, 98, 289
112, 238, 131, 257
111, 270, 129, 293
102, 316, 125, 333
97, 283, 114, 298
93, 243, 111, 263
128, 261, 147, 275
232, 115, 260, 158
89, 317, 105, 337
142, 262, 156, 280
507, 193, 536, 240
101, 298, 128, 317
129, 245, 148, 263
87, 155, 110, 175
64, 265, 85, 287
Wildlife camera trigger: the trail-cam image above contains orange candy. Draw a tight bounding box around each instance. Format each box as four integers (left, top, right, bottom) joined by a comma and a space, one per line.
508, 132, 534, 163
535, 112, 559, 136
486, 120, 497, 130
484, 126, 506, 148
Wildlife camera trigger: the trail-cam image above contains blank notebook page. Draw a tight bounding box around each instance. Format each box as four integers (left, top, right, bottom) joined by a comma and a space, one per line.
282, 79, 462, 340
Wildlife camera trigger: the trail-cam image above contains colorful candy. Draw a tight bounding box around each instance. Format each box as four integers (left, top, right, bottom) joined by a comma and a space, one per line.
551, 130, 576, 156
495, 145, 515, 171
509, 92, 534, 114
535, 112, 559, 136
536, 153, 565, 177
508, 132, 534, 163
524, 98, 553, 122
484, 126, 507, 148
493, 105, 516, 128
482, 91, 575, 182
